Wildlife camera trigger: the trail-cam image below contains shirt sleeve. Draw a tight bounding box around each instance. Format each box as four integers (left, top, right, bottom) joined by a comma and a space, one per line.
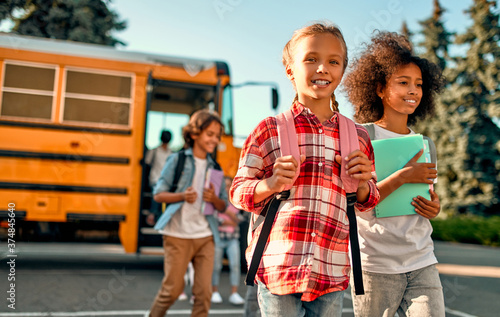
230, 117, 277, 214
354, 124, 380, 211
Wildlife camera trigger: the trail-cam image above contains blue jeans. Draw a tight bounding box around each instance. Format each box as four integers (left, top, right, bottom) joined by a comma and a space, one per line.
351, 264, 445, 317
244, 286, 261, 317
212, 237, 241, 287
257, 281, 344, 317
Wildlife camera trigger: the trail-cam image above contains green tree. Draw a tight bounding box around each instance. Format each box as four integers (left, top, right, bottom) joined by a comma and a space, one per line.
417, 0, 500, 216
0, 0, 127, 46
417, 0, 453, 71
400, 20, 414, 43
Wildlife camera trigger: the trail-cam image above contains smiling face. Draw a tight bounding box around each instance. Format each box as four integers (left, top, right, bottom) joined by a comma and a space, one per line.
192, 121, 222, 158
378, 63, 423, 118
286, 33, 346, 107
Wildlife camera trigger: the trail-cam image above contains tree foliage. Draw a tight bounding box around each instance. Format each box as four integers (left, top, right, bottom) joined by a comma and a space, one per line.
414, 0, 500, 216
418, 0, 453, 71
0, 0, 126, 46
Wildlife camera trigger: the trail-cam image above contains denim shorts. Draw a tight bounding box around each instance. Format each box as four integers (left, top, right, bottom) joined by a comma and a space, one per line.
257, 281, 344, 317
351, 264, 445, 317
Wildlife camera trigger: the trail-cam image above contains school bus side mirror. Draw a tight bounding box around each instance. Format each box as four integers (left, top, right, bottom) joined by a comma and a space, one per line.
272, 88, 279, 110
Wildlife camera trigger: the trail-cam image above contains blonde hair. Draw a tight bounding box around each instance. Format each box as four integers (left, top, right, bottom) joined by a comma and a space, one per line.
282, 22, 348, 111
182, 109, 223, 148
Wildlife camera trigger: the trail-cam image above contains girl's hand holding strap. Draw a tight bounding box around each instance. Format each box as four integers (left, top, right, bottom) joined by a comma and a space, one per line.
335, 150, 373, 203
254, 155, 306, 204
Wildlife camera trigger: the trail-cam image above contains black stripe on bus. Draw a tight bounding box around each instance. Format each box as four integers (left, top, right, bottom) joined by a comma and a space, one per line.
0, 120, 131, 135
67, 213, 126, 222
0, 210, 26, 219
0, 182, 127, 195
0, 150, 129, 164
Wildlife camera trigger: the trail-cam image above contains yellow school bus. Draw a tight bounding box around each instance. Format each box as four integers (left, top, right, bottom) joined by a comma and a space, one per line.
0, 33, 277, 253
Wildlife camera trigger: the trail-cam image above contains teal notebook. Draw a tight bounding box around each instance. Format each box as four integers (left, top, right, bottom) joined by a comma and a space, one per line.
371, 134, 431, 218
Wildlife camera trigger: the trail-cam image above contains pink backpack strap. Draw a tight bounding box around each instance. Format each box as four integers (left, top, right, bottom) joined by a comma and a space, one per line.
337, 112, 360, 193
276, 109, 300, 191
336, 111, 365, 296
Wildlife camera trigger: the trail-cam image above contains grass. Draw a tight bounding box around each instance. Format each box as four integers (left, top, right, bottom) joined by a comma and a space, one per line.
430, 215, 500, 247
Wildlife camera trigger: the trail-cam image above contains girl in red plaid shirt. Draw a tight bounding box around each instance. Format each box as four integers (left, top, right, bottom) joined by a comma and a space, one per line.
230, 22, 380, 317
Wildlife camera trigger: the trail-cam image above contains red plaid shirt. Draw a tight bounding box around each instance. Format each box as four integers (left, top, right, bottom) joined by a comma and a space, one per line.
230, 102, 380, 301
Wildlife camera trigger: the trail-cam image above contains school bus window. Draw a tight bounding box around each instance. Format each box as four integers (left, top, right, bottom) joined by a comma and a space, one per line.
62, 69, 133, 127
65, 70, 132, 98
4, 64, 56, 91
1, 62, 56, 120
63, 98, 130, 126
1, 92, 53, 119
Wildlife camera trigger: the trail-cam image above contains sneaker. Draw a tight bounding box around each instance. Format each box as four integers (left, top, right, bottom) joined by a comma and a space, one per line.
211, 291, 223, 304
190, 295, 195, 305
178, 292, 188, 301
229, 292, 245, 305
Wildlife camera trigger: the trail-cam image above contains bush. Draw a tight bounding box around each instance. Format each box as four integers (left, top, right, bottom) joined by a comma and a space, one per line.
431, 215, 500, 246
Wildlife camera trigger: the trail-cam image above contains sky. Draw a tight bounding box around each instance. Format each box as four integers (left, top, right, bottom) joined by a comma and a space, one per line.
108, 0, 473, 148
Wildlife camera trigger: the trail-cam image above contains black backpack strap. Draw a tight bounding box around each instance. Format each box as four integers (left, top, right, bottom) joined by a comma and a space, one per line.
170, 150, 186, 193
346, 192, 364, 295
245, 190, 290, 286
213, 161, 222, 171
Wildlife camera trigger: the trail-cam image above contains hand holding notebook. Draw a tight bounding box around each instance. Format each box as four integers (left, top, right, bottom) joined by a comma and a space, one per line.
371, 134, 432, 218
203, 168, 224, 215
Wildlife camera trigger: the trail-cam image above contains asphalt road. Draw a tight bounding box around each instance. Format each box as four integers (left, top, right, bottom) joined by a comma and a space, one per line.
0, 241, 498, 317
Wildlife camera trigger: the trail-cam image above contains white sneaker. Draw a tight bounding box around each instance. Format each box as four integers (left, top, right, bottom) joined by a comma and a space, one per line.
178, 292, 188, 301
211, 291, 223, 304
229, 292, 245, 305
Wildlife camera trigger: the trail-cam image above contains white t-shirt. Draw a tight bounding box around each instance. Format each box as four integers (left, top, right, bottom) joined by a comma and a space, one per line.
356, 124, 437, 274
145, 145, 172, 187
160, 156, 212, 239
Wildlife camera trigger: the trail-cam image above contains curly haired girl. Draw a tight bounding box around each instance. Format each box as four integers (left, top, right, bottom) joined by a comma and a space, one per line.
344, 31, 446, 317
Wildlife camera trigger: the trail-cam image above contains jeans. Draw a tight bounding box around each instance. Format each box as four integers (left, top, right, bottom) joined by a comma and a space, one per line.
244, 286, 261, 317
257, 281, 344, 317
351, 264, 445, 317
212, 237, 241, 287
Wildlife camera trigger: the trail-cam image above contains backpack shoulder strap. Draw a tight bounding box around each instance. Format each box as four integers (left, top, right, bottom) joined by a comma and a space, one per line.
361, 123, 376, 140
275, 109, 300, 191
170, 149, 186, 193
246, 109, 298, 287
337, 112, 360, 193
336, 112, 365, 296
423, 136, 437, 165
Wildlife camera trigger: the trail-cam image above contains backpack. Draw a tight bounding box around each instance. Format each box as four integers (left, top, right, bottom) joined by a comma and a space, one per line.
168, 149, 222, 194
245, 109, 365, 296
158, 149, 222, 216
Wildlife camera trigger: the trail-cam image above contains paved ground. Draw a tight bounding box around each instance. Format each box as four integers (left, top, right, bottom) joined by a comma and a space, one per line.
0, 241, 498, 316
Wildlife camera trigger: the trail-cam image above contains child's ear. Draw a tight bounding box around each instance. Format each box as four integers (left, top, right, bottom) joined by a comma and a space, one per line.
286, 65, 294, 81
376, 83, 385, 99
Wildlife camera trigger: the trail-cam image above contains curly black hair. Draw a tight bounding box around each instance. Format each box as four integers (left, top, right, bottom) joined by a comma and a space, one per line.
344, 31, 445, 126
